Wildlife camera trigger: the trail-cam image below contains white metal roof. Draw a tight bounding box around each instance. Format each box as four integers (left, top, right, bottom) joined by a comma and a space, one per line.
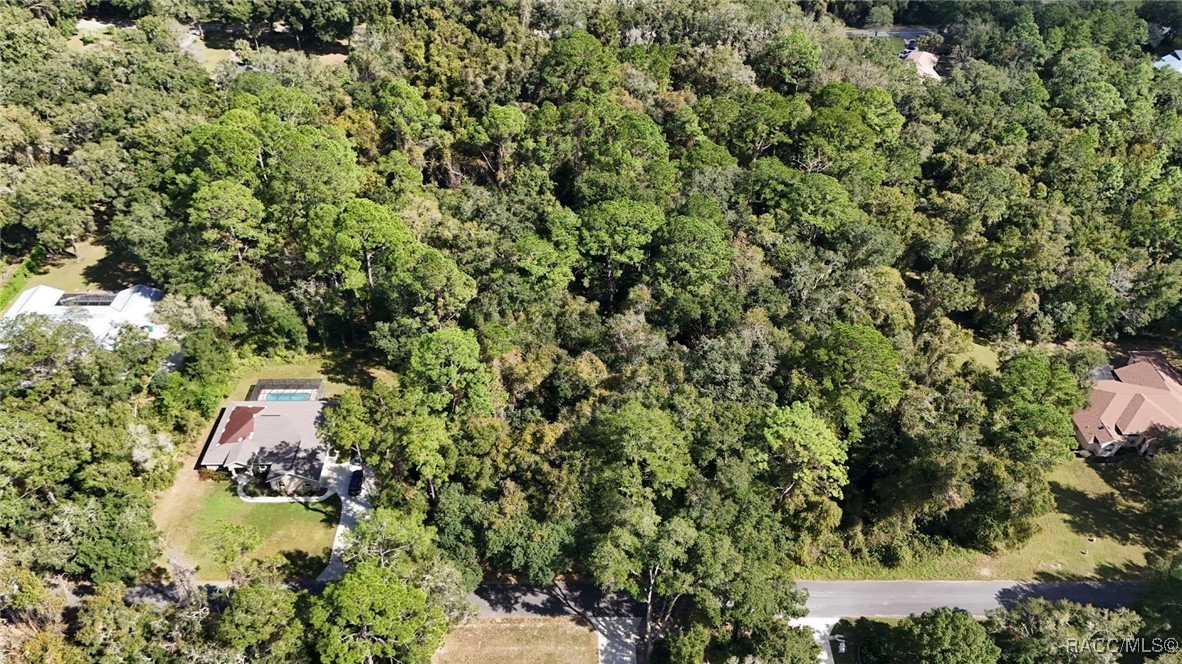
1, 284, 167, 347
1154, 49, 1182, 73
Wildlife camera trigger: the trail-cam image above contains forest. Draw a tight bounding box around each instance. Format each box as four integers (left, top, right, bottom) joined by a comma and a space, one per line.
1, 0, 1181, 662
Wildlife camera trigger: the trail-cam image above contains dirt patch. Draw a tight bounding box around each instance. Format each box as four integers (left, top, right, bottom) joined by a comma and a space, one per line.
433, 617, 598, 664
151, 452, 210, 579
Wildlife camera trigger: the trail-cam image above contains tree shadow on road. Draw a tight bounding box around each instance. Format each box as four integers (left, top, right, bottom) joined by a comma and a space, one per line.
994, 579, 1145, 610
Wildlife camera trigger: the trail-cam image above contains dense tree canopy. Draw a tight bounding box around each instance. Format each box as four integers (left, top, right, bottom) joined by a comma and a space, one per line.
0, 1, 1180, 662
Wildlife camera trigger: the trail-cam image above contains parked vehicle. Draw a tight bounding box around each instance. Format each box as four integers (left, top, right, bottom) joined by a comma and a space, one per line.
348, 469, 364, 496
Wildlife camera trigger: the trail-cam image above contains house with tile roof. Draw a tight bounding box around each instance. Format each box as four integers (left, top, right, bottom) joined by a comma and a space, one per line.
1073, 351, 1182, 457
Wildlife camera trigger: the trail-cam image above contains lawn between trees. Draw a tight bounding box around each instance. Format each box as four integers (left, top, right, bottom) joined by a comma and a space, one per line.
798, 459, 1150, 581
154, 468, 341, 582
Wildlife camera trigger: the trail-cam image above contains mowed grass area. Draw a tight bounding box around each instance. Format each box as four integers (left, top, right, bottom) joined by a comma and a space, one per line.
801, 459, 1150, 581
154, 472, 340, 582
228, 357, 352, 400
432, 617, 599, 664
22, 240, 107, 293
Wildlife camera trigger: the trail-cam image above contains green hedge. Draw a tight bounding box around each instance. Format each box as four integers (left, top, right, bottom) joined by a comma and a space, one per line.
0, 246, 47, 312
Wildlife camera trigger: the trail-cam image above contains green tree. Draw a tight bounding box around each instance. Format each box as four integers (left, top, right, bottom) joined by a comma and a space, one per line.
43, 494, 161, 584
563, 199, 665, 300
405, 327, 500, 417
186, 179, 267, 273
889, 607, 1001, 664
986, 598, 1142, 664
865, 5, 895, 36
73, 582, 159, 664
470, 104, 527, 184
757, 30, 821, 93
4, 165, 96, 255
321, 389, 377, 459
591, 400, 693, 498
307, 197, 414, 291
798, 322, 904, 437
308, 560, 448, 664
0, 411, 83, 506
342, 508, 435, 568
217, 581, 307, 663
649, 214, 731, 299
209, 522, 262, 573
762, 402, 848, 507
539, 31, 619, 102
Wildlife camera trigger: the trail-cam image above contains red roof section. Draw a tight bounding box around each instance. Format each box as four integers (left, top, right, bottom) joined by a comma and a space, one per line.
218, 406, 263, 445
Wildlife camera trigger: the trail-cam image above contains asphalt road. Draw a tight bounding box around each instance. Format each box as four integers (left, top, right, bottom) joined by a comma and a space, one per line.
844, 26, 938, 39
800, 580, 1144, 618
114, 579, 1143, 621
472, 582, 641, 618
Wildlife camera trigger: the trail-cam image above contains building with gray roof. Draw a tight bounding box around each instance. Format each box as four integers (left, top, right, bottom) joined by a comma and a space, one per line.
199, 380, 330, 492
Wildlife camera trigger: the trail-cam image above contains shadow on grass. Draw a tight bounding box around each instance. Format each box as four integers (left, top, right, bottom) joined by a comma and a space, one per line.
299, 494, 343, 528
319, 345, 384, 390
1050, 480, 1142, 547
81, 248, 144, 291
197, 21, 350, 54
277, 549, 331, 581
1059, 456, 1178, 556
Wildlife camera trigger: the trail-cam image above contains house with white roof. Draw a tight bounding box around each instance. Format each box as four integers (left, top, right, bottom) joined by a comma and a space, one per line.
1154, 49, 1182, 74
1, 284, 166, 347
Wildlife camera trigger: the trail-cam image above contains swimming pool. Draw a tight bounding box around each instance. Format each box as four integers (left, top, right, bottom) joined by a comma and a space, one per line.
265, 392, 312, 401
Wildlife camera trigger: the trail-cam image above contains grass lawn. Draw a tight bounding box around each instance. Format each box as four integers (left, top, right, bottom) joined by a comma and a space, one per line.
5, 238, 144, 301
23, 240, 107, 292
228, 356, 353, 400
154, 472, 340, 582
958, 340, 1000, 371
800, 459, 1150, 581
182, 36, 234, 74
432, 617, 598, 664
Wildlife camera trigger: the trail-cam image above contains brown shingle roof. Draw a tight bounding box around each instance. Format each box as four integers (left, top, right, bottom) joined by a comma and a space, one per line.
1074, 353, 1182, 451
1114, 362, 1167, 390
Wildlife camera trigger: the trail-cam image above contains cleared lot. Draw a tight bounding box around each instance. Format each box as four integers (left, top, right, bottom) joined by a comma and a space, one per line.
433, 617, 598, 664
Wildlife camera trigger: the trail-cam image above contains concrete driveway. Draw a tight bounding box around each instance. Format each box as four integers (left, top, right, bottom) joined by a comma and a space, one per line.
315, 459, 372, 582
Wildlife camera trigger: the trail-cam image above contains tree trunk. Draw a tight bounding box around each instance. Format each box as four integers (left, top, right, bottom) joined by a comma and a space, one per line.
639, 567, 658, 664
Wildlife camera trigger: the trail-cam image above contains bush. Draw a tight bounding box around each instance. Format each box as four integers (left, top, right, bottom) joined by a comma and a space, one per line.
0, 246, 47, 311
197, 468, 227, 482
